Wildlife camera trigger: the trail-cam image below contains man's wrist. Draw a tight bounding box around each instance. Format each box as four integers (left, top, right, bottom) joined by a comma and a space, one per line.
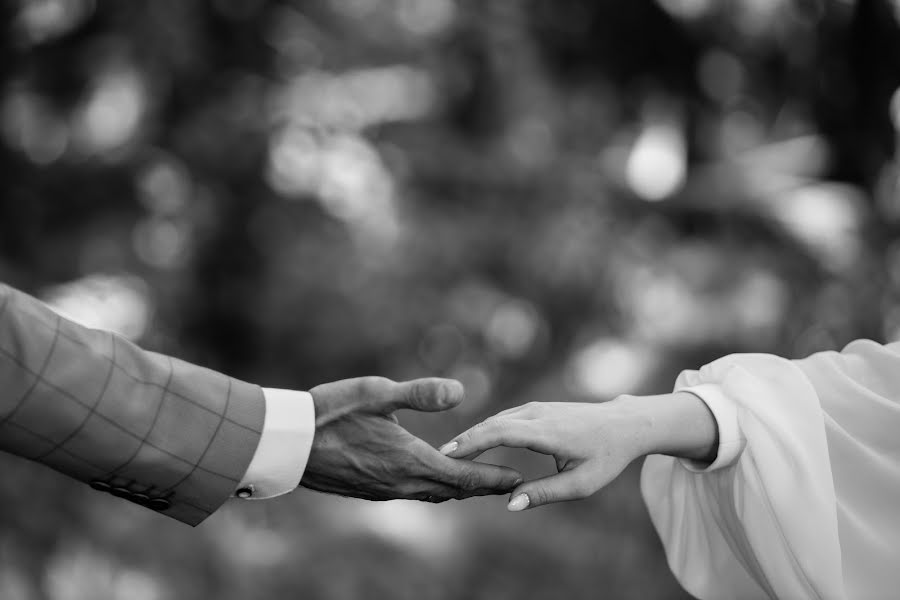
235, 388, 316, 500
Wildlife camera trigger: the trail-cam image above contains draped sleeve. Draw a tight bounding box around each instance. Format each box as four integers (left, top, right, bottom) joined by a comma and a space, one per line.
641, 340, 900, 600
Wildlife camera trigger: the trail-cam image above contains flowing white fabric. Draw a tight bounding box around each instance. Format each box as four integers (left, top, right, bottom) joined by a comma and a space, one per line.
641, 340, 900, 600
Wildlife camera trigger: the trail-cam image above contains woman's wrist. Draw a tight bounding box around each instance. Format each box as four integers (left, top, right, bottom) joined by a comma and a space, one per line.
612, 392, 719, 463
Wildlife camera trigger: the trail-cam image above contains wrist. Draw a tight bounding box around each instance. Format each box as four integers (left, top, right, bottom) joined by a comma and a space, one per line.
308, 384, 349, 428
611, 392, 718, 462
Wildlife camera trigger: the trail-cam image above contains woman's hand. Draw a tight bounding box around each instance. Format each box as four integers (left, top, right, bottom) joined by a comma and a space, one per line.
440, 392, 718, 511
440, 399, 650, 511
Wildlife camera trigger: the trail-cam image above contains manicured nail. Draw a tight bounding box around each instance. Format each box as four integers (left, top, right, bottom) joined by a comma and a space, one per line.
507, 494, 530, 512
439, 441, 458, 455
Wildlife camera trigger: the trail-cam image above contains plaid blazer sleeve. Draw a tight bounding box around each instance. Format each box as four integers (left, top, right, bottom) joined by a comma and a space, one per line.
0, 283, 266, 526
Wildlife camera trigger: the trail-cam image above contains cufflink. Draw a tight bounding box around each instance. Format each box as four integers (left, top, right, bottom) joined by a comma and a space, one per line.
235, 484, 254, 499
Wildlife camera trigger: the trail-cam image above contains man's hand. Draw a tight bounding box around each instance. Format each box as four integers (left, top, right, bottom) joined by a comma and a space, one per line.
300, 376, 523, 502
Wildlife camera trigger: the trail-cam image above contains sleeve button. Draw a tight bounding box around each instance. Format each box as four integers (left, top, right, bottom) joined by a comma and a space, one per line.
146, 497, 171, 511
111, 487, 132, 499
89, 481, 111, 493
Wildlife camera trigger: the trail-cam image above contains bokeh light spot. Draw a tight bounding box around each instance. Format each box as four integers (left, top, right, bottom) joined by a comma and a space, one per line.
15, 0, 95, 46
486, 300, 541, 359
73, 66, 145, 155
772, 183, 864, 270
568, 338, 655, 398
42, 274, 153, 341
626, 121, 686, 201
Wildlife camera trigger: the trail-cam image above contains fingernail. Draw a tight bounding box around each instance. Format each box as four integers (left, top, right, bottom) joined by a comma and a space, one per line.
507, 494, 530, 512
439, 441, 458, 455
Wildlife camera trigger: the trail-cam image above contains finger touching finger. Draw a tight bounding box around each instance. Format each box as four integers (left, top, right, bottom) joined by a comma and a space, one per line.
435, 456, 523, 497
506, 469, 595, 512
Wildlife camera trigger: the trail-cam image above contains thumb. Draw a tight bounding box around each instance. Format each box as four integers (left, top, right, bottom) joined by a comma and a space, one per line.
387, 378, 465, 413
506, 470, 594, 512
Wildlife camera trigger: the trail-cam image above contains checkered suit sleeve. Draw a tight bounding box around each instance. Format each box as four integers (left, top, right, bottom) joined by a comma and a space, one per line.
0, 283, 266, 525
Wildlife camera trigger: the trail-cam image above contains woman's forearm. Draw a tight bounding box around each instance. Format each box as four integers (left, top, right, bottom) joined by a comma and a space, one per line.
616, 392, 719, 463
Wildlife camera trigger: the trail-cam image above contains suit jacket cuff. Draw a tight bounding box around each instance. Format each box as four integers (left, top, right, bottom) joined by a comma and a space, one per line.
235, 388, 315, 499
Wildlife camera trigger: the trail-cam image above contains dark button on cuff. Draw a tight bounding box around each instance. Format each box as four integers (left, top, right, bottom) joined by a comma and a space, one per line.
89, 480, 111, 493
89, 480, 171, 511
111, 487, 132, 499
146, 497, 171, 511
235, 485, 254, 499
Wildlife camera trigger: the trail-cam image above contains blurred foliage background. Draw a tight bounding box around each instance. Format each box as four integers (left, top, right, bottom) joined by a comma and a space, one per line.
1, 0, 899, 598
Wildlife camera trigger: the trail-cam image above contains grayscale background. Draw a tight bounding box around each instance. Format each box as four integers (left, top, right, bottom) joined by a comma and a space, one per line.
1, 0, 899, 598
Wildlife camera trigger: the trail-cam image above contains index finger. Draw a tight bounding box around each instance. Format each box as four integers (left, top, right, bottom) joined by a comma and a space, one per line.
439, 419, 551, 460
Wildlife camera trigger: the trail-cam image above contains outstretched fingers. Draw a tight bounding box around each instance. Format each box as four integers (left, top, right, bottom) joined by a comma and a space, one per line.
439, 418, 550, 460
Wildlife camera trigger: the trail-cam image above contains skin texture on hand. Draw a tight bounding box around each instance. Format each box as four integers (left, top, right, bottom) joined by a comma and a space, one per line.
440, 392, 718, 511
301, 376, 523, 502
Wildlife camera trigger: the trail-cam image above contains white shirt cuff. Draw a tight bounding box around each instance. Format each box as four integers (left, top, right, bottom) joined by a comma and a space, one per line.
675, 383, 745, 473
234, 388, 316, 500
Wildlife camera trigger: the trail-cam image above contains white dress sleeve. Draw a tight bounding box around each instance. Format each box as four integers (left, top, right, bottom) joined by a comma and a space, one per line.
641, 340, 900, 600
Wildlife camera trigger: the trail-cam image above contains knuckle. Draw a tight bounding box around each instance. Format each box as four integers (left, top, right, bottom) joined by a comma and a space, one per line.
473, 418, 493, 430
457, 470, 482, 491
456, 431, 474, 449
529, 487, 548, 506
471, 419, 499, 438
489, 418, 509, 432
524, 401, 542, 414
409, 379, 432, 405
570, 479, 592, 499
520, 420, 542, 437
